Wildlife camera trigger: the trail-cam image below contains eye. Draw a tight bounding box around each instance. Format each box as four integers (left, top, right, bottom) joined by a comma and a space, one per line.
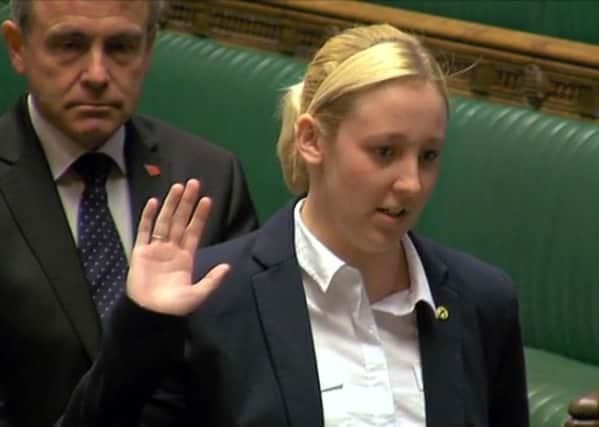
373, 146, 395, 160
48, 34, 87, 55
420, 149, 440, 163
106, 36, 143, 60
60, 40, 83, 51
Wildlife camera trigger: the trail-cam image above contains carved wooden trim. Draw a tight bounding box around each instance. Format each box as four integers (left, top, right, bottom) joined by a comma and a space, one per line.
162, 0, 599, 120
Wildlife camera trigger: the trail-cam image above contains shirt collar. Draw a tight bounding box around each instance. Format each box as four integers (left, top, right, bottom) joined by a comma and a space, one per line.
294, 198, 436, 315
28, 94, 127, 181
371, 235, 436, 316
294, 199, 349, 293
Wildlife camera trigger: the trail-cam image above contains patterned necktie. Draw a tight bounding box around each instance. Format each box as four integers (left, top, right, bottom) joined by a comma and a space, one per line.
73, 152, 129, 319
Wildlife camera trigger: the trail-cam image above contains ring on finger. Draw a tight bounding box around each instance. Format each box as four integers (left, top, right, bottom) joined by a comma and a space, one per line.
151, 233, 167, 242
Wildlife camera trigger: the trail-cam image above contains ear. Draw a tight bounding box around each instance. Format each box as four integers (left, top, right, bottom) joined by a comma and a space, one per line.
1, 20, 27, 74
295, 113, 324, 166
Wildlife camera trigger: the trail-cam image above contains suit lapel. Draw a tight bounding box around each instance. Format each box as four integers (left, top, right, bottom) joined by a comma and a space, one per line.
0, 102, 101, 358
124, 117, 171, 237
412, 234, 464, 427
250, 203, 324, 427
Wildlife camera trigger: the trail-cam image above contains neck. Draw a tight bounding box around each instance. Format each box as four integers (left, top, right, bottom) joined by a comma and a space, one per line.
300, 196, 410, 303
354, 242, 410, 304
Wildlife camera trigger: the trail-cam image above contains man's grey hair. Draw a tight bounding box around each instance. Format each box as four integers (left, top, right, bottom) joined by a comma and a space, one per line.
10, 0, 167, 33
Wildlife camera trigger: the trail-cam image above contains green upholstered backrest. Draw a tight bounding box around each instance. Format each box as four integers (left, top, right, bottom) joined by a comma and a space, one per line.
0, 4, 26, 111
140, 32, 305, 221
416, 97, 599, 366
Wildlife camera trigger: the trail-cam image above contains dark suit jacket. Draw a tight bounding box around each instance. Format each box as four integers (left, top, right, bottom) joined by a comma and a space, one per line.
60, 200, 529, 427
0, 98, 258, 427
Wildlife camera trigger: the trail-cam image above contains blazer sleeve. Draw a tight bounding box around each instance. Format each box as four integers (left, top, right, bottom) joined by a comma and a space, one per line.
0, 384, 12, 427
57, 297, 185, 427
489, 280, 530, 427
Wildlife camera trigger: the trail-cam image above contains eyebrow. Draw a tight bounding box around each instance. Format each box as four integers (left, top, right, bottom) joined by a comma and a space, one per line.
362, 132, 445, 146
46, 25, 144, 39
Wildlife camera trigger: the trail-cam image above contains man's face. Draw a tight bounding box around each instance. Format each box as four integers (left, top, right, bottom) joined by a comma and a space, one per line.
2, 0, 155, 148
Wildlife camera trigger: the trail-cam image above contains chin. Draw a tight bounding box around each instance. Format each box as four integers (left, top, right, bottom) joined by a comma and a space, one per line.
70, 128, 117, 149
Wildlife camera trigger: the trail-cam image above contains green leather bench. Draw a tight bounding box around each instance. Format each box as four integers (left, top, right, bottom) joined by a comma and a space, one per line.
2, 4, 598, 425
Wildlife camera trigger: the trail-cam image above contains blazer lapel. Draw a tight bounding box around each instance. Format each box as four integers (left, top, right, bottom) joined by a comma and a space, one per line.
0, 102, 101, 358
412, 234, 464, 427
250, 203, 324, 427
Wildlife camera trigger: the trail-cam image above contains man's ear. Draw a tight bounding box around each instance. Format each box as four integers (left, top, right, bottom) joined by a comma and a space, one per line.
1, 20, 26, 74
296, 113, 324, 166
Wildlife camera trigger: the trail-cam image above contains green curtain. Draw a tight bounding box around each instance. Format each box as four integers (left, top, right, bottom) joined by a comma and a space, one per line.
365, 0, 599, 44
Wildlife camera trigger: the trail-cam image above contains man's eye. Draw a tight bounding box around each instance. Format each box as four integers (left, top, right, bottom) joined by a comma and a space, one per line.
62, 41, 80, 50
50, 37, 85, 52
107, 39, 141, 56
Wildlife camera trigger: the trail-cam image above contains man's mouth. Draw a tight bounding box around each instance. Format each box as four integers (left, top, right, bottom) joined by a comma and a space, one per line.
67, 101, 120, 109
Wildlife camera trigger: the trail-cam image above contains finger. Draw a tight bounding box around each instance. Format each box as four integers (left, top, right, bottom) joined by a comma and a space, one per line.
169, 179, 201, 245
153, 183, 185, 241
135, 198, 160, 247
189, 263, 230, 303
182, 196, 212, 253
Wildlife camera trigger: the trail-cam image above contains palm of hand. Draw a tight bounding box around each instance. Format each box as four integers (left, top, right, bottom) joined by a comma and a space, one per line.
127, 242, 198, 316
126, 181, 230, 317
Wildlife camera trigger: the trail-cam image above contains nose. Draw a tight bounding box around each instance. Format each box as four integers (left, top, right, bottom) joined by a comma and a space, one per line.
81, 48, 109, 90
392, 156, 422, 195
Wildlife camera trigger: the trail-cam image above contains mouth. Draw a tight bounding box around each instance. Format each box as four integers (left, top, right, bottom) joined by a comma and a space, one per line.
376, 207, 408, 219
68, 103, 119, 118
67, 101, 120, 110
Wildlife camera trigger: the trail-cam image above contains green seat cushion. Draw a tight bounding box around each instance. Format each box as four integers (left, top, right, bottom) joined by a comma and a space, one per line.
526, 346, 599, 426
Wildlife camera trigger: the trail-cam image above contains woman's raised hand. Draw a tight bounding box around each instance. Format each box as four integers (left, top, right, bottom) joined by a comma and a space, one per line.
126, 179, 230, 316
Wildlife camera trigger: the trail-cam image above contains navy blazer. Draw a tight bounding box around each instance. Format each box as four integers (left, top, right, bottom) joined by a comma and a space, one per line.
61, 200, 529, 427
0, 98, 258, 427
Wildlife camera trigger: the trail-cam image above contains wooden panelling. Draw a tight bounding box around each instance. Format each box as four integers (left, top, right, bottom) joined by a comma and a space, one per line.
162, 0, 599, 120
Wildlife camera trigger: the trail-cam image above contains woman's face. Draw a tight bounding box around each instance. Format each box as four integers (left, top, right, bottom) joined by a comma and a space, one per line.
301, 78, 447, 264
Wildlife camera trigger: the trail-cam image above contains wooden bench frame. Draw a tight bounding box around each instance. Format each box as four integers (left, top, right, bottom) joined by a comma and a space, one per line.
162, 0, 599, 121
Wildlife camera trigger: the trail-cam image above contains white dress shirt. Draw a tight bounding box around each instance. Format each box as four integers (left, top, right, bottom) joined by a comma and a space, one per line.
28, 95, 133, 257
294, 199, 436, 426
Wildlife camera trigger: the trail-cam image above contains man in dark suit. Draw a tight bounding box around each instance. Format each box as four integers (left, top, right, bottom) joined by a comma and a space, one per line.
0, 1, 258, 426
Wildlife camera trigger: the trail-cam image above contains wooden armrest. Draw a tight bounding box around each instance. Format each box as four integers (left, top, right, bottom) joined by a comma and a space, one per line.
566, 392, 599, 427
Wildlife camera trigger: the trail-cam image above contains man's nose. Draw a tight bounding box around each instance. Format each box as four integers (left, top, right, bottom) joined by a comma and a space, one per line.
81, 49, 109, 89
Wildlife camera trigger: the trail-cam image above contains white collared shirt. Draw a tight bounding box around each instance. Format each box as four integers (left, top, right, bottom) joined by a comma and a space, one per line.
28, 94, 133, 257
294, 199, 436, 426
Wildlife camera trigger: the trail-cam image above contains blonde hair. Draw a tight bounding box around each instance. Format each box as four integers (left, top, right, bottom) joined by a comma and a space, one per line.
276, 24, 448, 195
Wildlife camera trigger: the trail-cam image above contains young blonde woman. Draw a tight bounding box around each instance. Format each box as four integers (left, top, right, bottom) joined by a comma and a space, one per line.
61, 24, 529, 427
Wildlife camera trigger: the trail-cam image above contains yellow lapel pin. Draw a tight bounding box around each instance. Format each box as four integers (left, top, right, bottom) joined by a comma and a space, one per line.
436, 306, 449, 320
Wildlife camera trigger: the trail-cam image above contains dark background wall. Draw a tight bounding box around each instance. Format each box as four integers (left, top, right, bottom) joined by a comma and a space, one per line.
365, 1, 599, 44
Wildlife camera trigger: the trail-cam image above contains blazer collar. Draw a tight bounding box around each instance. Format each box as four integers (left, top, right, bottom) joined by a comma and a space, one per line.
411, 234, 464, 427
250, 200, 324, 427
